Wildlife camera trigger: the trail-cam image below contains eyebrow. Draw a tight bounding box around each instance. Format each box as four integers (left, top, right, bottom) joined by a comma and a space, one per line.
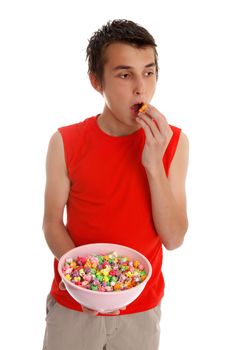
112, 62, 156, 71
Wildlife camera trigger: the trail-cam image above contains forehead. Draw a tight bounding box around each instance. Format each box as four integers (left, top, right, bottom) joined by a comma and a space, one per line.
103, 42, 155, 69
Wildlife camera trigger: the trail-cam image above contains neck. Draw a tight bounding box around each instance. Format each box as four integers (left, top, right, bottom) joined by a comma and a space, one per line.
97, 107, 141, 137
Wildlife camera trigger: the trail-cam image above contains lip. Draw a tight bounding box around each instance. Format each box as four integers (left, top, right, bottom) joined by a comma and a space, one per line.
130, 102, 147, 117
130, 101, 144, 107
130, 102, 144, 111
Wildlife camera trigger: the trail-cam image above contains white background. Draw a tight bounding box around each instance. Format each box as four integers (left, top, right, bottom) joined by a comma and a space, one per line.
1, 0, 233, 349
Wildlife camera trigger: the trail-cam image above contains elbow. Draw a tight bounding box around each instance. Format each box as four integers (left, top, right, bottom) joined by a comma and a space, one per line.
42, 219, 55, 239
42, 221, 49, 242
163, 221, 188, 251
163, 237, 184, 250
42, 216, 62, 234
42, 219, 46, 233
42, 218, 49, 236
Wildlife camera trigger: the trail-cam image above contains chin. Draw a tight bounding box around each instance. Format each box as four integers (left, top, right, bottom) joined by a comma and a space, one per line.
114, 111, 137, 128
123, 117, 136, 127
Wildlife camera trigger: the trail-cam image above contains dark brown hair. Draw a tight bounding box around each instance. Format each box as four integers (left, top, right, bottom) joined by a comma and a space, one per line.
86, 19, 159, 84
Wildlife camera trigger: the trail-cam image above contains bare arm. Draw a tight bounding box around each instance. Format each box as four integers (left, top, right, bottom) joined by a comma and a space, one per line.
146, 132, 189, 250
42, 131, 75, 260
42, 131, 125, 315
136, 105, 189, 250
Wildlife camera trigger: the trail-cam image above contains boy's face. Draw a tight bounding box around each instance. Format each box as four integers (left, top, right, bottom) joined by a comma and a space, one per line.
98, 42, 157, 131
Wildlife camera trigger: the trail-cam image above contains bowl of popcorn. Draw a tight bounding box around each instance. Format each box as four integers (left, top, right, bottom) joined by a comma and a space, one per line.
58, 243, 152, 313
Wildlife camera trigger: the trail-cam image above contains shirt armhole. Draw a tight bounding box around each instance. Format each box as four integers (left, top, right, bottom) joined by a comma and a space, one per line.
163, 125, 182, 177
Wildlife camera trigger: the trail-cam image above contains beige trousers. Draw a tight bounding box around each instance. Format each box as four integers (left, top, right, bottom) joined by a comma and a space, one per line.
42, 294, 161, 350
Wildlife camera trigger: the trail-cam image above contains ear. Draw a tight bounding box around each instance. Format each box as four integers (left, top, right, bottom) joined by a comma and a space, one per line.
89, 73, 103, 93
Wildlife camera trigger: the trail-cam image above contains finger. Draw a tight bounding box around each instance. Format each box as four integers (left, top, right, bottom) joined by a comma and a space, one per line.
59, 281, 66, 291
153, 114, 171, 138
81, 305, 99, 316
136, 117, 155, 142
153, 106, 167, 120
100, 309, 120, 315
120, 306, 126, 310
145, 105, 165, 120
147, 106, 172, 138
137, 114, 162, 142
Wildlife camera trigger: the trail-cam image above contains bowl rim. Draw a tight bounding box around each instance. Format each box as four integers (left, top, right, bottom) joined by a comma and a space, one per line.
58, 243, 152, 295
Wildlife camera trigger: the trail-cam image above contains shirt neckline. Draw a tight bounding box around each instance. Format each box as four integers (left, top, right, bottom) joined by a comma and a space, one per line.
93, 115, 143, 142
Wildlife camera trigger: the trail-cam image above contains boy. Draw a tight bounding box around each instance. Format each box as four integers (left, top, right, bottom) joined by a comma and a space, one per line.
42, 19, 189, 350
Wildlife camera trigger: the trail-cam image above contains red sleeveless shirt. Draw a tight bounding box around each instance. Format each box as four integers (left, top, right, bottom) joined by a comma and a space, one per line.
50, 115, 181, 315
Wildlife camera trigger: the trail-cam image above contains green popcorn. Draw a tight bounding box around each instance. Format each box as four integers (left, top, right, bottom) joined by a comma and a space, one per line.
121, 257, 128, 262
139, 271, 146, 276
98, 256, 104, 264
97, 275, 104, 282
91, 285, 98, 291
120, 265, 127, 271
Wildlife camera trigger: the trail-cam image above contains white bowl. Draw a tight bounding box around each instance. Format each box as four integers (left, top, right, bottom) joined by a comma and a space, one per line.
58, 243, 152, 313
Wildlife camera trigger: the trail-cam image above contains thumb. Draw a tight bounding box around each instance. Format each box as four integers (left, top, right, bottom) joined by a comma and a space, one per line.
59, 280, 66, 291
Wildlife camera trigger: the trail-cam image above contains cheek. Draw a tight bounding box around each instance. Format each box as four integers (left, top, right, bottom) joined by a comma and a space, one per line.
147, 81, 156, 99
104, 84, 128, 105
151, 85, 156, 97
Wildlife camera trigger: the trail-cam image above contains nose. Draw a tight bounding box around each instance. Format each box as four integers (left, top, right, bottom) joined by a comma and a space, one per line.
133, 76, 144, 96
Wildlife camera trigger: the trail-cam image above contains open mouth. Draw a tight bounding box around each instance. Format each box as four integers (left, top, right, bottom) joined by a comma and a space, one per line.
130, 103, 148, 114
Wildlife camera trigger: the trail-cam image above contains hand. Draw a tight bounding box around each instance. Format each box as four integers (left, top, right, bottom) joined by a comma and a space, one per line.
81, 305, 126, 316
136, 105, 173, 173
59, 281, 126, 316
59, 280, 66, 291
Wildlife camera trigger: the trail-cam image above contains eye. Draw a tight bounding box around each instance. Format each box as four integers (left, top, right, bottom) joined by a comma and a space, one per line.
145, 71, 155, 77
119, 73, 130, 79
